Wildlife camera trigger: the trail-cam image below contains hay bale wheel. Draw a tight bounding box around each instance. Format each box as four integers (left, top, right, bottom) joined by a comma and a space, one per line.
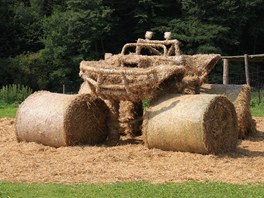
143, 94, 238, 154
16, 91, 109, 147
201, 84, 256, 138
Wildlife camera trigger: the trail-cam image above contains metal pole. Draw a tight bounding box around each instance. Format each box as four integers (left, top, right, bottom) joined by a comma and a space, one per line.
223, 59, 229, 84
244, 54, 250, 85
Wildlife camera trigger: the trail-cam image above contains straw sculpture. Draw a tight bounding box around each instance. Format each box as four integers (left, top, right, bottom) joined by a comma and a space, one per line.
78, 81, 92, 94
136, 37, 180, 56
78, 37, 221, 142
143, 94, 238, 154
102, 99, 121, 145
181, 54, 221, 83
16, 91, 109, 147
201, 84, 256, 138
79, 53, 220, 101
119, 101, 143, 136
79, 82, 121, 144
79, 82, 142, 138
79, 60, 186, 101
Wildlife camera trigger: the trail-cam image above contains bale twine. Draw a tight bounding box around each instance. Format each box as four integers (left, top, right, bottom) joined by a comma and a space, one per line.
201, 84, 256, 138
16, 91, 109, 147
143, 94, 238, 154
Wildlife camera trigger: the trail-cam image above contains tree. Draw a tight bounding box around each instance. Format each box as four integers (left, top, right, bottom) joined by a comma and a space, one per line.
1, 0, 264, 90
149, 0, 257, 55
42, 0, 113, 90
0, 0, 18, 57
240, 0, 264, 54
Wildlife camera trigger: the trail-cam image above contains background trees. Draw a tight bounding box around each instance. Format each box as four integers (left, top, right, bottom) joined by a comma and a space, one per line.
0, 0, 263, 91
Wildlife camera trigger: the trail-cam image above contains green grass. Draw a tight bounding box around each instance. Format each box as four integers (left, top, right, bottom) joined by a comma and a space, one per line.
0, 181, 263, 198
251, 103, 264, 117
250, 90, 264, 117
0, 94, 263, 119
0, 103, 18, 118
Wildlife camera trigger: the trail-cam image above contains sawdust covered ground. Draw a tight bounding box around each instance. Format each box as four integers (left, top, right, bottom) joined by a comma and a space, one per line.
0, 117, 263, 184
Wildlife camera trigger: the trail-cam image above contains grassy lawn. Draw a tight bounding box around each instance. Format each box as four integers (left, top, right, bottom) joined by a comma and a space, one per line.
251, 103, 264, 117
1, 91, 263, 119
251, 90, 264, 117
0, 181, 263, 198
0, 103, 18, 118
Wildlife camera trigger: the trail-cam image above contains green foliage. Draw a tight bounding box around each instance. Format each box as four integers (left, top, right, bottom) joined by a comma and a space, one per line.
0, 181, 263, 198
12, 1, 44, 53
0, 84, 32, 104
41, 0, 113, 89
142, 99, 150, 111
0, 0, 264, 91
167, 18, 227, 54
6, 51, 49, 90
0, 0, 17, 57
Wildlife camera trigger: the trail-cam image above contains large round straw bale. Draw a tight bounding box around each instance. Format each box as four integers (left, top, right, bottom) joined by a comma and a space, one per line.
143, 94, 238, 154
201, 84, 256, 138
16, 91, 109, 147
79, 82, 122, 141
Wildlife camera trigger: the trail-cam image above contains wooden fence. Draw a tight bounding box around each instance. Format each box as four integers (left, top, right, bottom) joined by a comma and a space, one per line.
221, 54, 264, 86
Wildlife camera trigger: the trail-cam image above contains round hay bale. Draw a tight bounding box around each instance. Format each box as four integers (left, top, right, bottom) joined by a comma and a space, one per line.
16, 91, 109, 147
143, 94, 238, 154
201, 84, 256, 138
79, 82, 121, 143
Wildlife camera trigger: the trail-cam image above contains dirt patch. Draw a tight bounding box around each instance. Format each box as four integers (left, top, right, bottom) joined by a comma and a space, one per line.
0, 117, 263, 184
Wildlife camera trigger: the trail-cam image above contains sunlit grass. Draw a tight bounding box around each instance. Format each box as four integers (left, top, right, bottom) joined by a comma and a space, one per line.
0, 181, 263, 198
0, 102, 18, 118
251, 90, 264, 117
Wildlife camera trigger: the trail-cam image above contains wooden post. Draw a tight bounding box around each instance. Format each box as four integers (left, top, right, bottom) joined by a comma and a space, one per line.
223, 59, 229, 84
63, 84, 65, 94
244, 54, 250, 85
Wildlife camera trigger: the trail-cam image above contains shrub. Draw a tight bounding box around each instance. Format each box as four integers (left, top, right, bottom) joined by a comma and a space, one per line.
0, 84, 32, 104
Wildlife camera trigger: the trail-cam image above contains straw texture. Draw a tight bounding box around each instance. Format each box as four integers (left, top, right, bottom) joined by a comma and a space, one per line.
143, 94, 238, 154
78, 81, 92, 94
79, 82, 121, 144
201, 84, 256, 138
1, 117, 264, 184
16, 91, 109, 147
119, 100, 143, 136
79, 54, 220, 101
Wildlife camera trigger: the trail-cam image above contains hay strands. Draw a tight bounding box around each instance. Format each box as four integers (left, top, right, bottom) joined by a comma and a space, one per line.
143, 94, 238, 154
121, 41, 180, 57
121, 43, 168, 57
136, 38, 180, 56
82, 65, 159, 100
